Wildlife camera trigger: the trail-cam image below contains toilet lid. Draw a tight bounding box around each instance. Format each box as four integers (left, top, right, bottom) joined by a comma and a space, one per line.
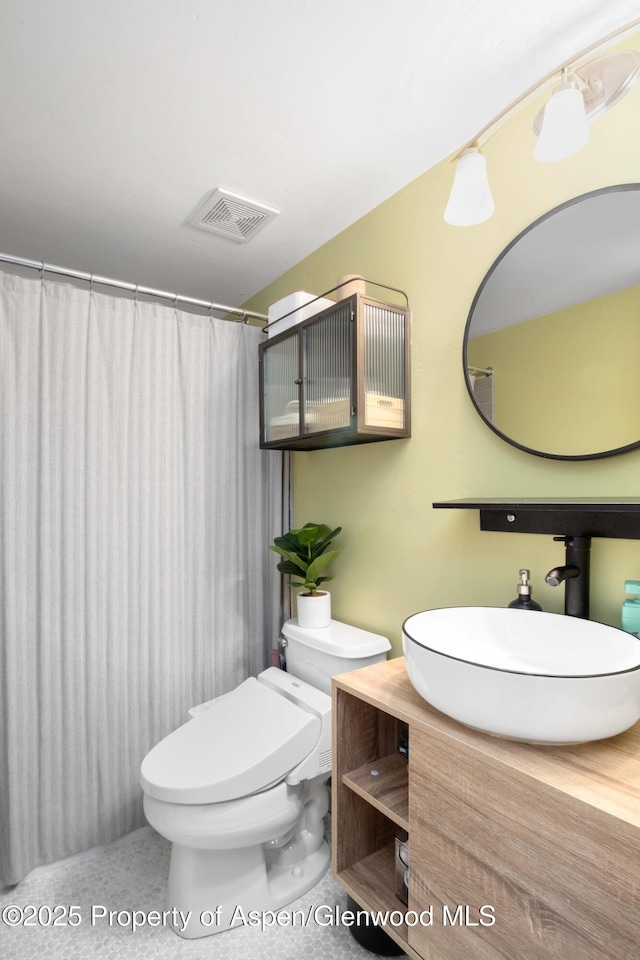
140, 677, 320, 804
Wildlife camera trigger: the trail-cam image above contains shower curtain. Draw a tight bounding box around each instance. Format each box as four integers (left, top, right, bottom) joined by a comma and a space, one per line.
0, 271, 287, 886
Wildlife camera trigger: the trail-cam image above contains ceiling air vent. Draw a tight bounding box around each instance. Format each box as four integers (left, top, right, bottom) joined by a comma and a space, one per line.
190, 188, 279, 243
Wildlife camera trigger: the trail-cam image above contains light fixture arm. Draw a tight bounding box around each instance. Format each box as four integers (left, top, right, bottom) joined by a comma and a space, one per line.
453, 16, 640, 160
444, 18, 640, 226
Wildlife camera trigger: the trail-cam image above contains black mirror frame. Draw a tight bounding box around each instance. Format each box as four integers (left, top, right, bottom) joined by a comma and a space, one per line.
462, 183, 640, 461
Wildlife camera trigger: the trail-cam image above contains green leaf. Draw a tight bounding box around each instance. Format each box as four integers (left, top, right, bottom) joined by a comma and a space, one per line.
291, 525, 321, 546
286, 578, 306, 589
269, 543, 291, 560
317, 525, 341, 546
307, 522, 331, 537
312, 575, 332, 586
309, 526, 342, 560
305, 549, 339, 585
269, 545, 308, 572
277, 561, 306, 577
273, 534, 298, 551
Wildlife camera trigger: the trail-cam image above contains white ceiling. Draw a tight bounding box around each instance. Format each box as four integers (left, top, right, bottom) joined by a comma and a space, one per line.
0, 0, 638, 310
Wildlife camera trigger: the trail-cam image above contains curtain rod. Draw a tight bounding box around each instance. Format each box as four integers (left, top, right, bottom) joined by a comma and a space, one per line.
0, 252, 269, 323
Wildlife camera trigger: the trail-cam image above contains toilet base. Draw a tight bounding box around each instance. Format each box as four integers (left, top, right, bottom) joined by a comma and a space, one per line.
167, 838, 330, 938
157, 775, 331, 939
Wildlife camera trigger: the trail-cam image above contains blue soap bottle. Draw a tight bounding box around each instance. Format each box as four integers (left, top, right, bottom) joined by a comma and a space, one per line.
622, 580, 640, 636
508, 569, 542, 611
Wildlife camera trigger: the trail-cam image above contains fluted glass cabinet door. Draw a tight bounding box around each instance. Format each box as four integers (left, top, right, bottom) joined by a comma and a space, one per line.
261, 330, 300, 444
361, 301, 407, 432
303, 300, 352, 435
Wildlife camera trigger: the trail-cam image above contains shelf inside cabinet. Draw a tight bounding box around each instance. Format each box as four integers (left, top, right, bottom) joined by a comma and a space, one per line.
337, 842, 418, 958
342, 753, 409, 831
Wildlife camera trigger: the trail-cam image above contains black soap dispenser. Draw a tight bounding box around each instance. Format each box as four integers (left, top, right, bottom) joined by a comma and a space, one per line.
508, 568, 542, 611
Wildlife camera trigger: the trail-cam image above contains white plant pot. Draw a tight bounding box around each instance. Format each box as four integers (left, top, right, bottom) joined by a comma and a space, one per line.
296, 590, 331, 629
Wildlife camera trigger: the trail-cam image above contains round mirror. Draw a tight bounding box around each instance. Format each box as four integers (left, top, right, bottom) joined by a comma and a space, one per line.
463, 184, 640, 460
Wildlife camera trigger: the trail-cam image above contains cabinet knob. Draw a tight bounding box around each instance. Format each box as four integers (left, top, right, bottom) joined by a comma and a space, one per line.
294, 378, 303, 385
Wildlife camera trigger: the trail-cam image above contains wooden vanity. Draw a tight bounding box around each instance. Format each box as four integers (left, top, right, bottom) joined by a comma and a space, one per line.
332, 656, 640, 960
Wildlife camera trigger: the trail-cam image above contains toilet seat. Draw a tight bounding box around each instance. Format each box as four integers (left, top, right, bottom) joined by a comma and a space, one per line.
140, 677, 321, 804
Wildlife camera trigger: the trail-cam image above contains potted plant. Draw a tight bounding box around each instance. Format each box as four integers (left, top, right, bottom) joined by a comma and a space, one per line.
270, 522, 341, 628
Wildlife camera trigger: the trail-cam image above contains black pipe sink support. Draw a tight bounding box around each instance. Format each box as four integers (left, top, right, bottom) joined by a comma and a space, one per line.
547, 534, 591, 619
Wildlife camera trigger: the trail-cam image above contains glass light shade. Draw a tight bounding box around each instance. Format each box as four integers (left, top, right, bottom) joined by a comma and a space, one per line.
443, 148, 495, 226
534, 84, 589, 162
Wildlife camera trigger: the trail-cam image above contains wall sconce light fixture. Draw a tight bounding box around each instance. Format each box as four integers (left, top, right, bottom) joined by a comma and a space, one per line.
443, 147, 495, 226
444, 25, 640, 227
533, 69, 590, 163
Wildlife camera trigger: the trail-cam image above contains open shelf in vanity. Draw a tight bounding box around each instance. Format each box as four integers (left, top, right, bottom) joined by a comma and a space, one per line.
341, 752, 409, 829
332, 670, 415, 956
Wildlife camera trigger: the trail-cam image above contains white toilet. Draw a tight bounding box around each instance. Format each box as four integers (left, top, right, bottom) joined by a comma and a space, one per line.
140, 618, 390, 938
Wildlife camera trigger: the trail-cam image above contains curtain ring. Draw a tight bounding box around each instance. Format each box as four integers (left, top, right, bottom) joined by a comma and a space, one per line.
89, 273, 94, 295
38, 259, 45, 280
242, 311, 249, 325
133, 283, 139, 302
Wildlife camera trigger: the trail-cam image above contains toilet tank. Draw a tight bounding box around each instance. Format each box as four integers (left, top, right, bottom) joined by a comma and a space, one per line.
281, 618, 391, 695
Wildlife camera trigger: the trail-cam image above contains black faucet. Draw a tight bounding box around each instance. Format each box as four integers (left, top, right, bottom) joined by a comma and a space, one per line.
545, 535, 591, 619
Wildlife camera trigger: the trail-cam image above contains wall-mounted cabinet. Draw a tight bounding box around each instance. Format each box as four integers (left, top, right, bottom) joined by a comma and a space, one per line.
259, 293, 410, 450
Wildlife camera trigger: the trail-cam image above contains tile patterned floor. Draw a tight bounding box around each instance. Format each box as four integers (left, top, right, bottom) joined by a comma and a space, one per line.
0, 830, 401, 959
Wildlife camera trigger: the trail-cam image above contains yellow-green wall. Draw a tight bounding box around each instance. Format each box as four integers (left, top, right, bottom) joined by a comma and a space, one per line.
468, 284, 640, 454
247, 35, 640, 654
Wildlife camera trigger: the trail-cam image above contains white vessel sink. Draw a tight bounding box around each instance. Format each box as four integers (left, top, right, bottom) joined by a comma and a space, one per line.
403, 607, 640, 744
